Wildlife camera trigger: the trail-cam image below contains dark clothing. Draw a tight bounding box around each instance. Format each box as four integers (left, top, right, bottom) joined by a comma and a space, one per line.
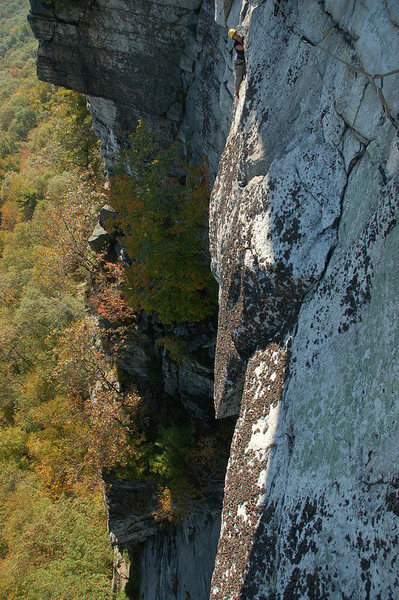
233, 35, 245, 88
233, 36, 245, 61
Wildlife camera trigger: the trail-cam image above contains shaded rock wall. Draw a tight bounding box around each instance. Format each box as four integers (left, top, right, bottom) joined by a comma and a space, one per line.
139, 510, 221, 600
28, 0, 233, 169
29, 0, 201, 135
113, 312, 216, 414
105, 478, 221, 600
28, 2, 230, 599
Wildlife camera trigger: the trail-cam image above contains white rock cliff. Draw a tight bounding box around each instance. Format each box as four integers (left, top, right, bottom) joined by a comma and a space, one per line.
210, 1, 399, 598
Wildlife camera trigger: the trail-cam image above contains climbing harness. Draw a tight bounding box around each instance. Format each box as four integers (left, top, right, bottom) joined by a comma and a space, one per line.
244, 0, 399, 128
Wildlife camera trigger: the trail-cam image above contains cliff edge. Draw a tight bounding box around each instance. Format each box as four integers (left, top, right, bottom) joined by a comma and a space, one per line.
210, 1, 399, 598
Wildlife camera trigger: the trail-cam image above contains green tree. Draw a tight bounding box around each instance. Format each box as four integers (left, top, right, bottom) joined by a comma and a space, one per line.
109, 121, 217, 323
54, 89, 102, 172
0, 486, 113, 600
8, 106, 37, 141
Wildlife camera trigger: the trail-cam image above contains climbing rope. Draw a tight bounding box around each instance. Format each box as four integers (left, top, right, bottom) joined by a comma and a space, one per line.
313, 26, 336, 46
245, 0, 399, 127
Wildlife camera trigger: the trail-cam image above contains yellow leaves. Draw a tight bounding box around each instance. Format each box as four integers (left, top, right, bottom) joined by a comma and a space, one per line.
38, 174, 105, 273
156, 335, 185, 364
0, 425, 27, 462
0, 12, 116, 596
31, 245, 69, 292
0, 483, 113, 600
152, 486, 174, 522
53, 316, 106, 397
51, 315, 149, 480
25, 394, 91, 497
152, 479, 200, 523
0, 199, 20, 231
0, 271, 19, 308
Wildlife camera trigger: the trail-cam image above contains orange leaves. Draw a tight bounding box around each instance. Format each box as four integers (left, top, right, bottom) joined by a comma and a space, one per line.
95, 287, 135, 324
88, 261, 135, 325
9, 66, 21, 78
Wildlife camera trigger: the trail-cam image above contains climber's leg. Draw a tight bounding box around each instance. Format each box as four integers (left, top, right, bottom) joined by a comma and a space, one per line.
234, 59, 246, 98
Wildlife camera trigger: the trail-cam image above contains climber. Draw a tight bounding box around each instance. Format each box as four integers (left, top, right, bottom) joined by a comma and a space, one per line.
228, 28, 246, 99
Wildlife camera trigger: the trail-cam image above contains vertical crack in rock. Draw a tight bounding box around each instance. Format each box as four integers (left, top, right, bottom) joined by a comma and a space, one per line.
312, 131, 367, 288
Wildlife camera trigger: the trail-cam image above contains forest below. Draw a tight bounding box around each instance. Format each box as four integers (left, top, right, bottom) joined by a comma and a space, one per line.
0, 1, 119, 597
0, 1, 227, 599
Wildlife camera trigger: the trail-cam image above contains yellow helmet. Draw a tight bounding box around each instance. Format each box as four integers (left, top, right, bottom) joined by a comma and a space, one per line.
228, 28, 236, 38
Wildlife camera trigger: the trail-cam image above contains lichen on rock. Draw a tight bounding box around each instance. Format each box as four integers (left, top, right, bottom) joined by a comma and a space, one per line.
209, 1, 399, 598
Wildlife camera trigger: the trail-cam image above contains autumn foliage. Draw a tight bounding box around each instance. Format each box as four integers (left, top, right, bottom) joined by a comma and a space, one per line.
0, 6, 229, 597
88, 262, 135, 324
108, 121, 217, 324
0, 4, 115, 594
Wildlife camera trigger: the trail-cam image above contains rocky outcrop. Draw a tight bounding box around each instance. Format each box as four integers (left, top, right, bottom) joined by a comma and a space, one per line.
29, 0, 399, 598
105, 478, 160, 546
139, 510, 221, 600
210, 0, 399, 598
104, 310, 216, 411
28, 0, 201, 135
28, 0, 234, 169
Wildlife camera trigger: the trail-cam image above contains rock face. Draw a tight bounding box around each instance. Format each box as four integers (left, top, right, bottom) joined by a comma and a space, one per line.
105, 478, 160, 546
29, 0, 200, 134
139, 510, 221, 600
209, 0, 399, 598
113, 313, 216, 412
29, 0, 399, 598
28, 0, 234, 168
105, 478, 221, 599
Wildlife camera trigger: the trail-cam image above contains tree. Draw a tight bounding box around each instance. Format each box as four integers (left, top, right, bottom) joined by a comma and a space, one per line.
0, 5, 118, 596
53, 89, 102, 173
108, 121, 217, 323
0, 486, 114, 600
52, 317, 150, 477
